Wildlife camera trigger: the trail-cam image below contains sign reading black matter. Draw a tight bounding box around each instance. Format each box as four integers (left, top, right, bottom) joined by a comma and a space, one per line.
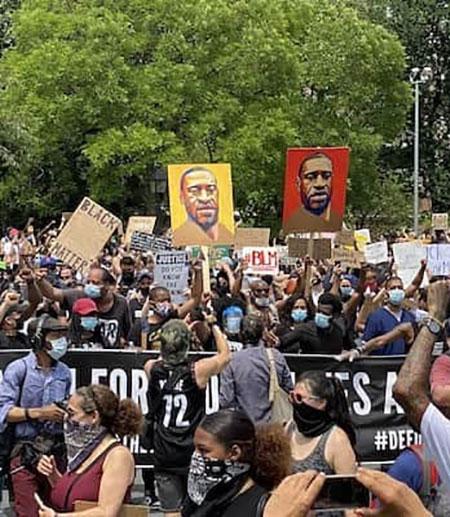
0, 351, 420, 466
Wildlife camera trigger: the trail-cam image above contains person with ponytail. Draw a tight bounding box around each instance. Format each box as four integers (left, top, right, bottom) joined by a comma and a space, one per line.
36, 384, 143, 516
182, 409, 292, 516
287, 371, 356, 478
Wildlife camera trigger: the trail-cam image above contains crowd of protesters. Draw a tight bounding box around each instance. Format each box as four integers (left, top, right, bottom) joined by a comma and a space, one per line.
0, 220, 449, 516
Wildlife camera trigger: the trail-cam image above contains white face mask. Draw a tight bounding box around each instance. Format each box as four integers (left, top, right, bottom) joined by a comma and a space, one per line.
47, 337, 69, 360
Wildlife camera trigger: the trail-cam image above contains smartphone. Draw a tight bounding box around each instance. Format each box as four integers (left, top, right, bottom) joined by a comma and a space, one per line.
34, 492, 45, 511
313, 474, 371, 512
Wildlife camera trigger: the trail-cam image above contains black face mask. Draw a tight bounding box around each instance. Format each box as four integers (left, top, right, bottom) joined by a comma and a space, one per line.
140, 287, 150, 297
122, 272, 135, 285
293, 402, 333, 438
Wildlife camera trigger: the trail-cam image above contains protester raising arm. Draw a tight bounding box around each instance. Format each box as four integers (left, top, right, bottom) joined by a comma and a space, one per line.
393, 280, 450, 430
195, 324, 231, 388
176, 260, 202, 319
19, 267, 43, 319
405, 259, 427, 298
35, 268, 67, 304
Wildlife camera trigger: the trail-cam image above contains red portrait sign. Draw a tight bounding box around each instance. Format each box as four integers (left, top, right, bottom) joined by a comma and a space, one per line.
282, 147, 350, 233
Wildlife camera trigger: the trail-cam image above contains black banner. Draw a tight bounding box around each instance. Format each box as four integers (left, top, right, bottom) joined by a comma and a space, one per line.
0, 351, 419, 465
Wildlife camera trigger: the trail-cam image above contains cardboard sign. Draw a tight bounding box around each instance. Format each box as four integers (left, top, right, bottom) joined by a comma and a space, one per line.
283, 147, 350, 233
332, 247, 364, 268
154, 251, 189, 304
168, 163, 235, 246
392, 242, 427, 287
427, 244, 450, 277
243, 247, 279, 276
50, 197, 120, 271
234, 228, 270, 249
364, 241, 388, 265
334, 230, 355, 247
432, 213, 448, 231
191, 245, 231, 267
354, 229, 371, 252
287, 238, 332, 260
125, 217, 156, 244
130, 232, 171, 253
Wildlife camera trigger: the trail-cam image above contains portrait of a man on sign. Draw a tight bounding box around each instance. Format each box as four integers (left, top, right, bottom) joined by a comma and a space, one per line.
282, 147, 350, 233
168, 163, 235, 246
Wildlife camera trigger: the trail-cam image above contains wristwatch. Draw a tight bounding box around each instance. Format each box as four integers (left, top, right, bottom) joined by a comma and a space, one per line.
425, 318, 442, 336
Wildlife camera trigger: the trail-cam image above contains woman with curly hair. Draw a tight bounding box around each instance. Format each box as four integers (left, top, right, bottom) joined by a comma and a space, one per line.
182, 409, 292, 516
36, 384, 143, 516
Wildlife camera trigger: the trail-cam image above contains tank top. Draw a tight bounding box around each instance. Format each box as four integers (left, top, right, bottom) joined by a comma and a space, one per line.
49, 442, 131, 512
149, 360, 206, 472
291, 425, 335, 475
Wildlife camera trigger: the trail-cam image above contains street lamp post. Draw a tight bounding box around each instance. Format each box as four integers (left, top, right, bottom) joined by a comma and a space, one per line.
409, 66, 432, 237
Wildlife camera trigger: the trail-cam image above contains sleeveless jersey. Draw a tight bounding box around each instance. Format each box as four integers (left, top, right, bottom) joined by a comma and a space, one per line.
149, 360, 206, 472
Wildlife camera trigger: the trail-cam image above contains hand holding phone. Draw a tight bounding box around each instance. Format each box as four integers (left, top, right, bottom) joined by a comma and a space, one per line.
313, 474, 371, 511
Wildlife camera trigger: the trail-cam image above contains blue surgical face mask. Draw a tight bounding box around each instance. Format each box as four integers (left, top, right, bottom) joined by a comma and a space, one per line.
315, 312, 332, 329
224, 316, 242, 335
291, 309, 308, 323
84, 284, 102, 299
81, 316, 98, 332
254, 297, 270, 308
340, 286, 353, 298
389, 288, 405, 306
47, 337, 69, 360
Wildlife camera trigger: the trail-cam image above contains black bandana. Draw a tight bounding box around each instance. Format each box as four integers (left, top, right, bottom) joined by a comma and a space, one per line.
293, 402, 333, 438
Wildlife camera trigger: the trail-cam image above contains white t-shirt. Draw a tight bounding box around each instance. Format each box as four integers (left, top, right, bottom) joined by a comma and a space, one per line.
421, 403, 450, 491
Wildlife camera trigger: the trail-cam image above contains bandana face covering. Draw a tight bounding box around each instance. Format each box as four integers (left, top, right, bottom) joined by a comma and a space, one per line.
293, 401, 333, 438
187, 451, 250, 506
63, 419, 108, 472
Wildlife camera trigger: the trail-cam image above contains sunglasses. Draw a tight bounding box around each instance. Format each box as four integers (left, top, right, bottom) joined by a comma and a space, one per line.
290, 391, 323, 405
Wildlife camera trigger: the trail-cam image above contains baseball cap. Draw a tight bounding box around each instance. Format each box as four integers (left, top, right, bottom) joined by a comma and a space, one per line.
73, 298, 98, 316
40, 256, 58, 268
28, 316, 69, 335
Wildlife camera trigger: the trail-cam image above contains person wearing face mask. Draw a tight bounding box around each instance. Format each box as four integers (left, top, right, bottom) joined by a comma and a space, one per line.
220, 314, 293, 423
143, 320, 230, 517
276, 293, 313, 340
279, 293, 346, 354
362, 276, 416, 355
182, 409, 292, 517
128, 270, 153, 324
117, 255, 137, 296
36, 267, 131, 349
0, 315, 71, 517
247, 280, 279, 331
288, 371, 356, 494
36, 384, 142, 516
215, 297, 247, 352
67, 298, 100, 348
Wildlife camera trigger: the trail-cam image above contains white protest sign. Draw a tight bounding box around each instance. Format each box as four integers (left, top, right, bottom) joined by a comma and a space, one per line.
243, 247, 279, 276
427, 244, 450, 277
364, 241, 388, 264
432, 213, 448, 231
393, 242, 427, 287
154, 251, 189, 304
51, 197, 120, 272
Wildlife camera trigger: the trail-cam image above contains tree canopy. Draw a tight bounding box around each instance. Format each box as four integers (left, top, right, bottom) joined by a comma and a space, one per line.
0, 0, 411, 231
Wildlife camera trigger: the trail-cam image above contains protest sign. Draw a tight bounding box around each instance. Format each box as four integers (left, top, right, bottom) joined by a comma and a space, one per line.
332, 247, 364, 268
51, 197, 120, 271
354, 229, 371, 252
335, 229, 355, 247
234, 228, 270, 249
154, 251, 189, 304
283, 147, 350, 233
392, 242, 427, 287
277, 246, 297, 266
432, 213, 448, 231
0, 350, 421, 464
190, 245, 231, 268
364, 241, 388, 265
243, 247, 279, 275
287, 237, 332, 260
168, 163, 235, 246
130, 232, 171, 253
125, 217, 156, 245
427, 244, 450, 277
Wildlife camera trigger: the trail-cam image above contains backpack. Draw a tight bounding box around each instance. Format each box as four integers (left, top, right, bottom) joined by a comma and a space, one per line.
410, 444, 450, 516
0, 359, 28, 479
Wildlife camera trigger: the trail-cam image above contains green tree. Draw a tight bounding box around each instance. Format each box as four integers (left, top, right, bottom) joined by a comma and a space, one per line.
0, 0, 410, 230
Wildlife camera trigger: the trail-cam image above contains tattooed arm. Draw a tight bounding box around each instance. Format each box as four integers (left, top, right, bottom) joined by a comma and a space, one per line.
393, 280, 450, 430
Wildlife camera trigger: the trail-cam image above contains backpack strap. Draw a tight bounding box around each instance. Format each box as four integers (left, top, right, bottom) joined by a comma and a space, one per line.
256, 492, 270, 517
265, 348, 280, 403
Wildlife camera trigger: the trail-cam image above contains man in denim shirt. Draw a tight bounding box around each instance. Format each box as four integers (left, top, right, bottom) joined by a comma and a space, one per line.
0, 315, 71, 517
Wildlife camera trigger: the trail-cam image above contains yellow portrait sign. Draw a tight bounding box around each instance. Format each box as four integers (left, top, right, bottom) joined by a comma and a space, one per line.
168, 163, 235, 247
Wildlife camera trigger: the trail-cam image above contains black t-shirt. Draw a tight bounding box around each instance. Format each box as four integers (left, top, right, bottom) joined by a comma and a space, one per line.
63, 290, 131, 348
149, 360, 206, 473
279, 319, 344, 354
222, 484, 267, 517
0, 331, 29, 349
